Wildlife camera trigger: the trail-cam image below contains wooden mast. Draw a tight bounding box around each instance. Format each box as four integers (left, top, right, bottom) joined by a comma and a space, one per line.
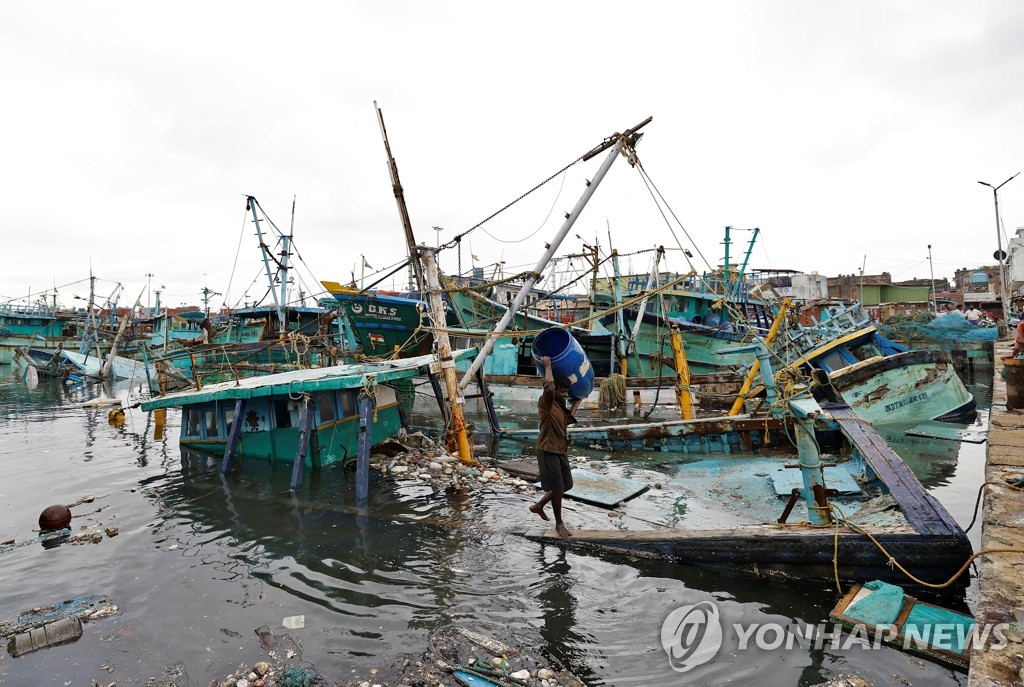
375, 102, 425, 295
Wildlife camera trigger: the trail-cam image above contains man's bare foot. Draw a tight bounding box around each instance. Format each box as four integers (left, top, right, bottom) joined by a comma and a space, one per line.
555, 523, 572, 538
529, 504, 550, 521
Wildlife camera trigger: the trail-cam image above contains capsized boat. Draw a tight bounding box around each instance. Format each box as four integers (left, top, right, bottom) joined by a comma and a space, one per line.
768, 301, 975, 424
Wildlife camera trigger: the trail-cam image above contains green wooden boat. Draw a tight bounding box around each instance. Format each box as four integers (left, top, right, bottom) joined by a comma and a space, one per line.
141, 349, 475, 467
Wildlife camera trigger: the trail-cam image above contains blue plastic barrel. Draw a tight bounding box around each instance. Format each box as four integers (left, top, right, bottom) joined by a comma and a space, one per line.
531, 328, 594, 400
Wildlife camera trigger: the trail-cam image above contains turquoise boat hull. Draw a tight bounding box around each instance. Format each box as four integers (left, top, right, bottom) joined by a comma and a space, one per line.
829, 349, 975, 425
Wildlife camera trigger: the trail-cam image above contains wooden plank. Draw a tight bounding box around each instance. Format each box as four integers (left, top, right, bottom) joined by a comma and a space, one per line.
829, 407, 961, 537
533, 470, 649, 507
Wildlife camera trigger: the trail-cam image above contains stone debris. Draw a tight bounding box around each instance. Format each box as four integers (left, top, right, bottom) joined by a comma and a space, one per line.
376, 435, 540, 498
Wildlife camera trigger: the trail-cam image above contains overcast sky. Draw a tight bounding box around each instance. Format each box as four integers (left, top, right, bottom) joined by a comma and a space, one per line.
3, 1, 1023, 309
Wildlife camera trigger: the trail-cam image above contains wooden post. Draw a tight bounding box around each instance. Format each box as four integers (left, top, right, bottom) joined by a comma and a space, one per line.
290, 395, 315, 491
220, 399, 246, 475
670, 326, 693, 419
728, 297, 792, 416
190, 351, 202, 391
356, 395, 375, 507
421, 247, 476, 465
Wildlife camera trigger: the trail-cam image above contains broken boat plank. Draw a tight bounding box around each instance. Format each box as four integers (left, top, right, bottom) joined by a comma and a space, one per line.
829, 407, 962, 537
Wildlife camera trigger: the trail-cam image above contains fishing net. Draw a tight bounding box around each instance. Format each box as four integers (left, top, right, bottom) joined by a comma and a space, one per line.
275, 665, 325, 687
598, 373, 627, 409
875, 313, 997, 344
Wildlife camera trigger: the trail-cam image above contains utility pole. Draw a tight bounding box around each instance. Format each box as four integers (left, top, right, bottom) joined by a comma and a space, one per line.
978, 173, 1020, 319
859, 256, 866, 304
200, 287, 221, 317
927, 245, 937, 313
145, 272, 154, 313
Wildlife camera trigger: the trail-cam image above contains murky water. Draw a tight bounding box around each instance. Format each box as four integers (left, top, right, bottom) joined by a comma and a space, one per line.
0, 366, 990, 686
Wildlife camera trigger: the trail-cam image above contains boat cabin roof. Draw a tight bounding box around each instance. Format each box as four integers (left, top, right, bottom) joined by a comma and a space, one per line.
141, 348, 476, 410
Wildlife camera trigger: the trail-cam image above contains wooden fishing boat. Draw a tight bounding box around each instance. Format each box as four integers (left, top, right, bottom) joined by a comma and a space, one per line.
0, 303, 79, 365
140, 349, 475, 468
513, 402, 973, 585
321, 281, 433, 359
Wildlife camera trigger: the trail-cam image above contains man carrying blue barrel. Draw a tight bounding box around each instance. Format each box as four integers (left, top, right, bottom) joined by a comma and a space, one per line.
530, 356, 581, 537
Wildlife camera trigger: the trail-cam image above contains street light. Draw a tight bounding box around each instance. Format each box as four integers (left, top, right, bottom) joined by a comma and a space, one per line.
927, 245, 937, 313
978, 172, 1020, 319
145, 272, 154, 312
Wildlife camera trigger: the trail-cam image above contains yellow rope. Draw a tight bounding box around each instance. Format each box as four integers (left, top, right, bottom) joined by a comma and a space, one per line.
828, 501, 1024, 590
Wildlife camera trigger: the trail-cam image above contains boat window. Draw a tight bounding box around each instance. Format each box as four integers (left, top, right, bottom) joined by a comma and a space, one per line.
185, 408, 202, 436
818, 351, 847, 372
274, 400, 292, 429
339, 390, 356, 417
224, 407, 235, 434
317, 392, 336, 423
205, 409, 219, 437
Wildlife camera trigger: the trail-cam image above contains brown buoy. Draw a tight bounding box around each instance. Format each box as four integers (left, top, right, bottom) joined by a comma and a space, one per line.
39, 505, 72, 532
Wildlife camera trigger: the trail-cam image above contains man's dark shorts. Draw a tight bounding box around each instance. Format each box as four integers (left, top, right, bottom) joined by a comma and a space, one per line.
538, 450, 573, 493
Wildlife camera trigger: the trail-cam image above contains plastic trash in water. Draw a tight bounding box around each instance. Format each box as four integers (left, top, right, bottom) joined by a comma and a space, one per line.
7, 616, 83, 657
282, 615, 305, 629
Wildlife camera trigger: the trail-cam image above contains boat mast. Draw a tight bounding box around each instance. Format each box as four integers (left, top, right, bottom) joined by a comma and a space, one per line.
376, 102, 425, 295
722, 225, 732, 294
422, 246, 475, 464
611, 249, 627, 374
459, 116, 652, 390
731, 226, 760, 302
627, 246, 664, 360
247, 196, 287, 334
277, 196, 295, 325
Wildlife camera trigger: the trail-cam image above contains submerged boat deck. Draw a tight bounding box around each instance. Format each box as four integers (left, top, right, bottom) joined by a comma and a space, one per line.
495, 403, 972, 584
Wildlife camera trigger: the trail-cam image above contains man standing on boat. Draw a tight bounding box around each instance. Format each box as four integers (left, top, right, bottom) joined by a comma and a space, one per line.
530, 356, 581, 537
965, 306, 982, 326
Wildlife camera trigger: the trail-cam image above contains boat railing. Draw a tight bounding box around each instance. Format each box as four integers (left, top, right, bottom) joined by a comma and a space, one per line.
0, 303, 58, 318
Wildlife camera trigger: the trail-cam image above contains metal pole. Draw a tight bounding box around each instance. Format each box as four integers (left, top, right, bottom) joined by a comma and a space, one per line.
979, 173, 1020, 319
421, 246, 476, 464
457, 118, 650, 390
248, 196, 285, 330
728, 298, 792, 416
927, 244, 937, 313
